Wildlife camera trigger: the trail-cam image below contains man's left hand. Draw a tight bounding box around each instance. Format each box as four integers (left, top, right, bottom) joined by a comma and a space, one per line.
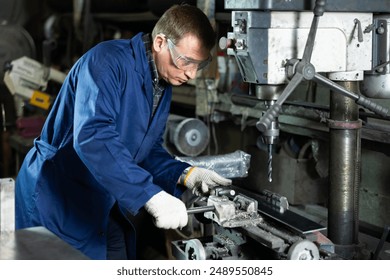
181, 167, 232, 195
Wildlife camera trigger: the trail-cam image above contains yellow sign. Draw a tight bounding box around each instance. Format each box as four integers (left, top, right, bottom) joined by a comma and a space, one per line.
30, 91, 51, 110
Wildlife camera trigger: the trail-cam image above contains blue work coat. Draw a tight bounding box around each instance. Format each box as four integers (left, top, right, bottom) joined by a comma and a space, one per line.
15, 33, 190, 259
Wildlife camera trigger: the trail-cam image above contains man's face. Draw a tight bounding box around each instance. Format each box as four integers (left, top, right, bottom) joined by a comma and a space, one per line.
153, 34, 211, 86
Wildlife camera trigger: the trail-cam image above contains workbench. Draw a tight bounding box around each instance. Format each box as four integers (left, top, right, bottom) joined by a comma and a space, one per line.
0, 226, 89, 260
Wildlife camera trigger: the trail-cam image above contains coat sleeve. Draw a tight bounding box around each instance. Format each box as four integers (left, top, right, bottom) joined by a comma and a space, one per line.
72, 46, 162, 215
139, 125, 190, 197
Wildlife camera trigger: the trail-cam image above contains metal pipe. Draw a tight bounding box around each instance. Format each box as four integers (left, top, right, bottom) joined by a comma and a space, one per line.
187, 205, 216, 215
328, 81, 361, 259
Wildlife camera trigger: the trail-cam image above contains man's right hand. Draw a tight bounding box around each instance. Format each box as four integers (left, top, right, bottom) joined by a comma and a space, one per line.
144, 191, 188, 229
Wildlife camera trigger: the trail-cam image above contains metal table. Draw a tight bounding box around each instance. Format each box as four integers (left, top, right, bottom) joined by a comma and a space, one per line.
0, 226, 89, 260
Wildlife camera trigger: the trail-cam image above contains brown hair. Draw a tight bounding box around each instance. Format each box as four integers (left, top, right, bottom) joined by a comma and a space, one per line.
151, 4, 216, 51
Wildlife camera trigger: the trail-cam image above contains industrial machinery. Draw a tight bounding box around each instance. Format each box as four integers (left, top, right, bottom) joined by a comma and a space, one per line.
221, 0, 389, 181
3, 56, 66, 111
178, 0, 390, 260
173, 187, 334, 260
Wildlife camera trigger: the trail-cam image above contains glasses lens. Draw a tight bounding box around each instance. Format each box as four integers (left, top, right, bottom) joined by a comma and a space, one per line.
175, 56, 211, 71
197, 58, 211, 70
176, 57, 197, 71
167, 38, 211, 71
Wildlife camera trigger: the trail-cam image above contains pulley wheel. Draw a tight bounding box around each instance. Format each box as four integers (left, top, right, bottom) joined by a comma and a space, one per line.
171, 118, 209, 156
0, 0, 29, 25
184, 239, 207, 260
0, 24, 36, 83
287, 239, 320, 260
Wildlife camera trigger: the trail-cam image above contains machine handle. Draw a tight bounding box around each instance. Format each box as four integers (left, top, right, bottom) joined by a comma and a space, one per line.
313, 73, 389, 118
256, 73, 303, 132
187, 205, 216, 215
256, 104, 282, 133
219, 36, 233, 50
313, 0, 326, 17
356, 96, 389, 117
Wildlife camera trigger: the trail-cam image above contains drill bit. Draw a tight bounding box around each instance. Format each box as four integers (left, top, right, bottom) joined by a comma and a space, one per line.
267, 144, 273, 182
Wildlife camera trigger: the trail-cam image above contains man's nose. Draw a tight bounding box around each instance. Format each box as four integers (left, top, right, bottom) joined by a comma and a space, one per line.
184, 68, 197, 80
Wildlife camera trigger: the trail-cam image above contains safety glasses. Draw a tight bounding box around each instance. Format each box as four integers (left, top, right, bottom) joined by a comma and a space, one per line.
166, 37, 211, 71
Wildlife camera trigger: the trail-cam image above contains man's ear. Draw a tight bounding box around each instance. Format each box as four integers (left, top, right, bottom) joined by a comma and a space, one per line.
153, 35, 165, 53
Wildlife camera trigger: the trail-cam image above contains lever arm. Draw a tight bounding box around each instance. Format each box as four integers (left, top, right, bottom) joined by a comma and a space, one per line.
313, 73, 389, 117
256, 73, 303, 132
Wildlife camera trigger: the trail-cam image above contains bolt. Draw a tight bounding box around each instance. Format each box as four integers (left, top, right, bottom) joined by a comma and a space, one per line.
377, 26, 385, 34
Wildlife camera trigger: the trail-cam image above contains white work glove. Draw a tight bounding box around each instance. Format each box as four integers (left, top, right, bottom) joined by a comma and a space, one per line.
144, 191, 188, 229
180, 167, 232, 195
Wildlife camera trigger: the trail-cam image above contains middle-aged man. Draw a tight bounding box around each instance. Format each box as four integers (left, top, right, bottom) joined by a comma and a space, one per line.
15, 4, 232, 260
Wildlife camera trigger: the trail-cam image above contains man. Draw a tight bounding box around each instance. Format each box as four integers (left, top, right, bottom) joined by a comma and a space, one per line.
15, 4, 231, 260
